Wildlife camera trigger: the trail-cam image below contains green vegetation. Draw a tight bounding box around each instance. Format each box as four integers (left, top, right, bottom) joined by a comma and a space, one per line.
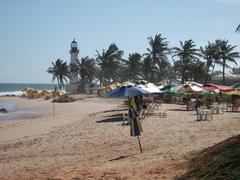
232, 67, 240, 74
123, 53, 142, 82
214, 39, 240, 85
177, 136, 240, 180
188, 149, 203, 156
172, 39, 201, 83
79, 56, 96, 92
48, 28, 240, 87
200, 42, 219, 83
236, 24, 240, 32
145, 34, 172, 83
92, 36, 239, 86
96, 43, 124, 85
47, 58, 69, 90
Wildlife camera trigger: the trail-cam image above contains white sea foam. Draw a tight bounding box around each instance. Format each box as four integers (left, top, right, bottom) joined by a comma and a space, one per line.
0, 91, 26, 97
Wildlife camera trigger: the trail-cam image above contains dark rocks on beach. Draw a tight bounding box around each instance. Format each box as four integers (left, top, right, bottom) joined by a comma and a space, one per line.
0, 108, 8, 113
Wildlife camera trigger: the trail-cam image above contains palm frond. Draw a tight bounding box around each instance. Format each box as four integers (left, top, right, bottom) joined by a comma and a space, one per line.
236, 24, 240, 32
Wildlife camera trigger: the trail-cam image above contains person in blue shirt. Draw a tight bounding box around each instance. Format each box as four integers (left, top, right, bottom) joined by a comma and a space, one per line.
195, 96, 201, 113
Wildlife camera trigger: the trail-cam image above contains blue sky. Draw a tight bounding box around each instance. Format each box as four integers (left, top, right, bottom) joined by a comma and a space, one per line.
0, 0, 239, 83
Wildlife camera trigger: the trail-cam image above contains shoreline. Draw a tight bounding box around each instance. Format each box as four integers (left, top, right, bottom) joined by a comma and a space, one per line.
0, 96, 120, 143
0, 99, 47, 121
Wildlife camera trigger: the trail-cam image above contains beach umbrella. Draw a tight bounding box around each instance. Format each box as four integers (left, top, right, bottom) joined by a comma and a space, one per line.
106, 82, 121, 91
121, 81, 135, 87
97, 86, 106, 90
22, 87, 35, 94
161, 84, 183, 94
106, 86, 149, 98
160, 85, 174, 93
136, 83, 163, 93
177, 84, 204, 94
97, 86, 107, 96
198, 90, 217, 95
106, 87, 147, 153
190, 82, 203, 87
225, 88, 240, 96
203, 83, 233, 92
232, 83, 240, 89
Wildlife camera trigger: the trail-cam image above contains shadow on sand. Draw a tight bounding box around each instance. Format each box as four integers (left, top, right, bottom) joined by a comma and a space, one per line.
103, 108, 127, 113
167, 108, 188, 112
109, 154, 136, 161
96, 113, 123, 123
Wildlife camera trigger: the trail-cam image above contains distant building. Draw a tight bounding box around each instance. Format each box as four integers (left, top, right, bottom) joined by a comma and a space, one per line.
211, 73, 240, 86
66, 39, 80, 94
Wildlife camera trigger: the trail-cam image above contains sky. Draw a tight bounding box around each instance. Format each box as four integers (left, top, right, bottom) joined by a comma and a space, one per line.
0, 0, 240, 83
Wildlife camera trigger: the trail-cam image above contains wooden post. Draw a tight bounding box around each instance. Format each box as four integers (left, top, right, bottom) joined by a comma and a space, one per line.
137, 136, 143, 153
53, 102, 55, 117
53, 85, 57, 118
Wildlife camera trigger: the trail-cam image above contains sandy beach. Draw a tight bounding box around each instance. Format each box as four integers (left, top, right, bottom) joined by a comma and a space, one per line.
0, 95, 240, 179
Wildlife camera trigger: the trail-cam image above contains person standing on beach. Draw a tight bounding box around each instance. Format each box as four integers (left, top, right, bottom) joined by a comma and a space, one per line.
195, 96, 201, 113
128, 105, 143, 136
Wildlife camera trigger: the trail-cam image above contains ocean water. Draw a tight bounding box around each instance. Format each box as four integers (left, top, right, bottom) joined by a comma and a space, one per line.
0, 83, 56, 96
0, 102, 45, 121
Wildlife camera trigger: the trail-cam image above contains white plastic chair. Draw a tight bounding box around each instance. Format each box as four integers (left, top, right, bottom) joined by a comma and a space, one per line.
204, 108, 213, 121
122, 113, 130, 125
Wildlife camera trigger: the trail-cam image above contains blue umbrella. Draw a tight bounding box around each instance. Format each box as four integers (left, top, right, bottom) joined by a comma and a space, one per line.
106, 86, 147, 153
232, 83, 240, 89
106, 86, 149, 98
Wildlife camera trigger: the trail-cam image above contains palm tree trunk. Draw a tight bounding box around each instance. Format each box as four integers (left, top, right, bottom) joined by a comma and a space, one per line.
222, 60, 225, 85
181, 69, 185, 84
60, 79, 64, 90
211, 62, 215, 80
205, 65, 210, 84
57, 77, 61, 90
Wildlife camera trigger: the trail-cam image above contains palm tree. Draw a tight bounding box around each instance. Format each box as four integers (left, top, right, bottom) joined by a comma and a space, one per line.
200, 42, 218, 83
172, 40, 201, 83
79, 56, 96, 92
123, 53, 142, 81
190, 60, 205, 82
96, 43, 124, 85
141, 55, 158, 82
47, 58, 69, 89
214, 39, 240, 85
236, 24, 240, 32
232, 67, 240, 74
146, 34, 170, 80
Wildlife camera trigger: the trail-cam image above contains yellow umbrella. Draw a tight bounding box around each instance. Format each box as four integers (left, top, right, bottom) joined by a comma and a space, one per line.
97, 86, 106, 90
108, 83, 120, 91
56, 89, 67, 96
40, 90, 50, 96
225, 88, 240, 95
22, 87, 34, 93
36, 90, 43, 95
97, 86, 107, 96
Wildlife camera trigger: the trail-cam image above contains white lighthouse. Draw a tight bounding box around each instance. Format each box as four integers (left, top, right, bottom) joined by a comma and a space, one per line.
70, 39, 79, 65
66, 39, 80, 93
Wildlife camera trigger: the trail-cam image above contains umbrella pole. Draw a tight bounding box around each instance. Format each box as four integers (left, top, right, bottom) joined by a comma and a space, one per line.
137, 136, 143, 153
53, 102, 55, 117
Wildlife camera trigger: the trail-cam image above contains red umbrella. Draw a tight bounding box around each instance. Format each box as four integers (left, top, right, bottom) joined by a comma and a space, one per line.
203, 83, 233, 92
